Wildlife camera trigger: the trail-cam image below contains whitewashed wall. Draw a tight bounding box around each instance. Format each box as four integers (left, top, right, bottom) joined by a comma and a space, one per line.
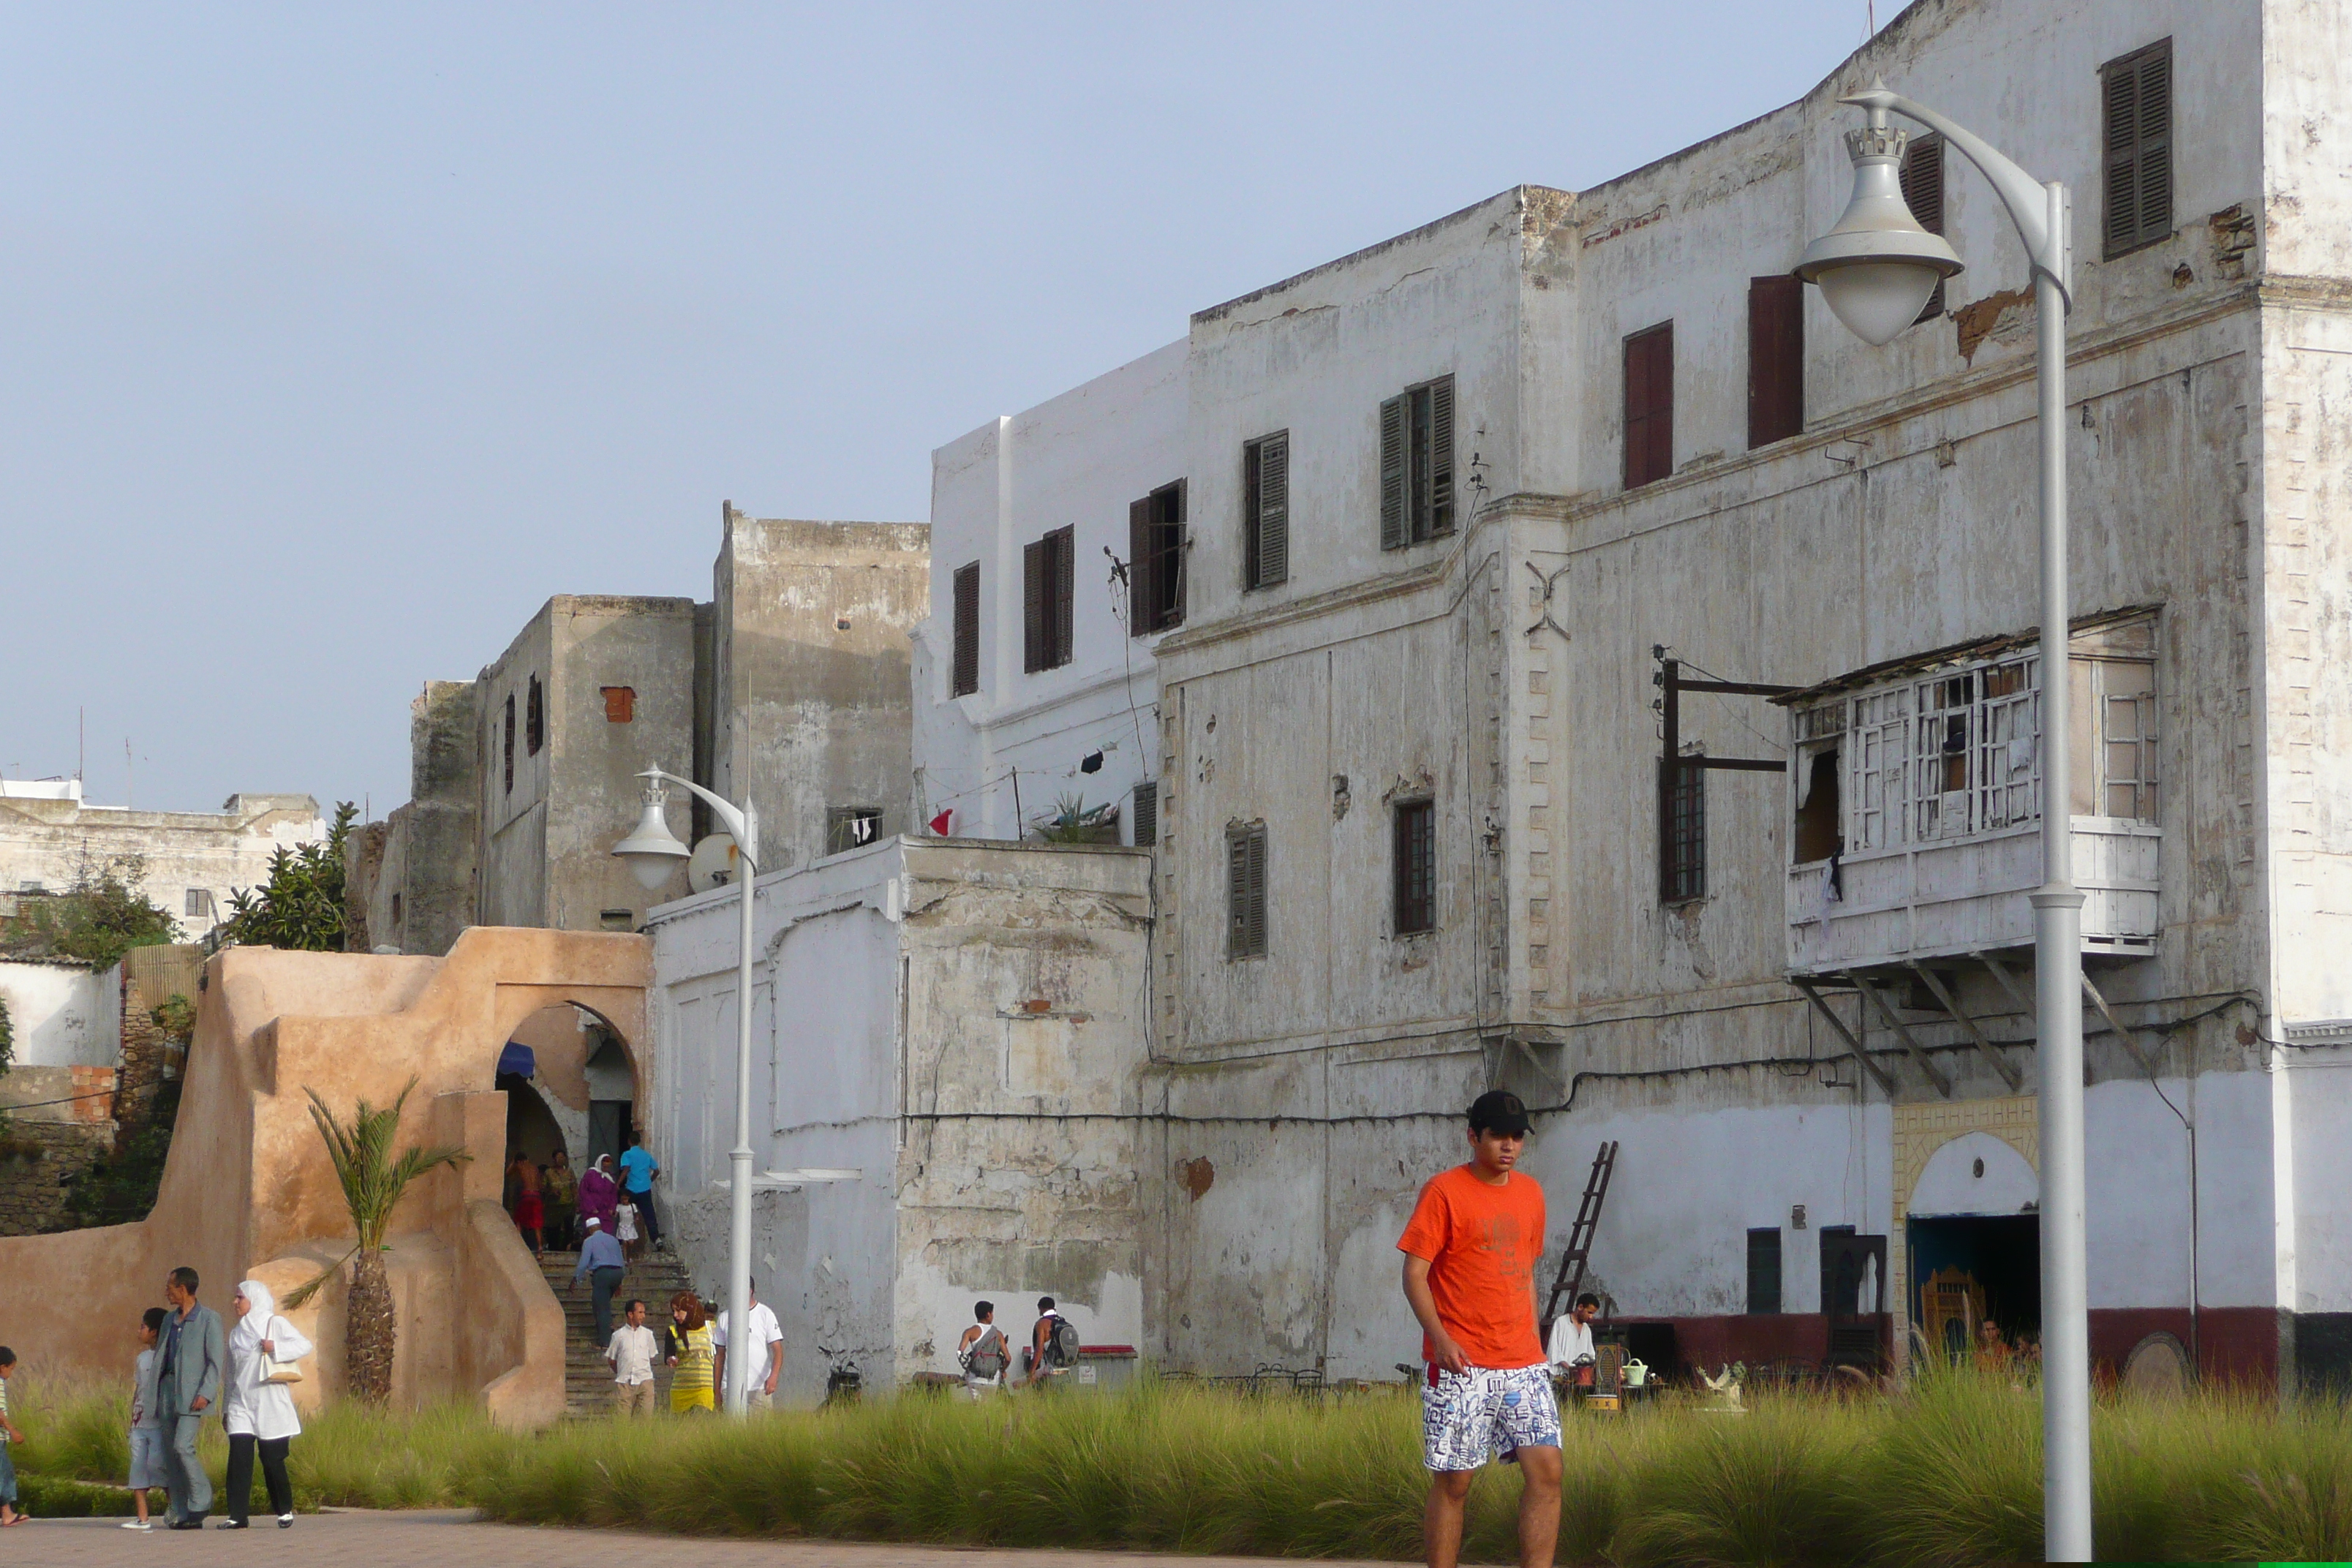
0, 960, 120, 1068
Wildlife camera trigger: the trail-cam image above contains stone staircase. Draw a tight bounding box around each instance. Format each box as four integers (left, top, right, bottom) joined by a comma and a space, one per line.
536, 1246, 700, 1419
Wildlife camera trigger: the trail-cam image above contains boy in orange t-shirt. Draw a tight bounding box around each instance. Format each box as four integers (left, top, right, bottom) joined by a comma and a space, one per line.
1398, 1090, 1561, 1568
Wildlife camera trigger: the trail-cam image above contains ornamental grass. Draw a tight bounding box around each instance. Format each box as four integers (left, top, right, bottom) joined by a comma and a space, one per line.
12, 1361, 2352, 1561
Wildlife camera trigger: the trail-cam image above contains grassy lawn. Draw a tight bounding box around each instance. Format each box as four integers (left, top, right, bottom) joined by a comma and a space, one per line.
7, 1366, 2351, 1561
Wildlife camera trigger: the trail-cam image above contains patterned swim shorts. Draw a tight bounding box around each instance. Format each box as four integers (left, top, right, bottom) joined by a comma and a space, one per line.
1421, 1362, 1561, 1471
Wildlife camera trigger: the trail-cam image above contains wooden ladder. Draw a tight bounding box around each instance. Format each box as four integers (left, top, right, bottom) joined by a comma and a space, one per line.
1542, 1140, 1619, 1333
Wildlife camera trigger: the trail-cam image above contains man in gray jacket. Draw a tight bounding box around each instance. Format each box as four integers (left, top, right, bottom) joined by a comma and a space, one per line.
156, 1266, 225, 1529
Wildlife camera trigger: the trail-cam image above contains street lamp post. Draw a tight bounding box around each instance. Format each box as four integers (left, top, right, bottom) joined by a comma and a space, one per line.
613, 766, 761, 1417
1798, 84, 2091, 1561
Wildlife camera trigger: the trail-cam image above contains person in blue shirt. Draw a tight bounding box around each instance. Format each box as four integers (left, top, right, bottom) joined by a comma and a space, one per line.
571, 1217, 629, 1346
617, 1137, 661, 1251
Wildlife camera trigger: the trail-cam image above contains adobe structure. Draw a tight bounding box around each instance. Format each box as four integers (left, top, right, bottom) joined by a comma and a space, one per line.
0, 928, 647, 1428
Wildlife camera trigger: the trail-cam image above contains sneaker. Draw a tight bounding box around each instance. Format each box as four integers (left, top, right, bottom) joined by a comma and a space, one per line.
214, 1518, 249, 1529
276, 1515, 295, 1529
121, 1520, 154, 1530
169, 1518, 206, 1530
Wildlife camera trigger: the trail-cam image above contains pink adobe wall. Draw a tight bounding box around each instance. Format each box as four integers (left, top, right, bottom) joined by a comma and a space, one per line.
0, 928, 647, 1429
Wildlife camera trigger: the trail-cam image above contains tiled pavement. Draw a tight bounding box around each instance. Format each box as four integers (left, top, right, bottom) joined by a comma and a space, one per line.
5, 1509, 1393, 1567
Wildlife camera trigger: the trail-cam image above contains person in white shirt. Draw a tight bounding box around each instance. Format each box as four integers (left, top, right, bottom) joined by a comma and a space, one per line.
606, 1300, 659, 1417
712, 1283, 784, 1411
1546, 1293, 1600, 1400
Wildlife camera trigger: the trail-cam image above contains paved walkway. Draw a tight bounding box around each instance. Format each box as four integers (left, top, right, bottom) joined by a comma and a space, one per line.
5, 1509, 1395, 1567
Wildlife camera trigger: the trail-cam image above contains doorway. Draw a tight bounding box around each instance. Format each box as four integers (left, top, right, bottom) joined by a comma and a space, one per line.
1907, 1214, 2040, 1360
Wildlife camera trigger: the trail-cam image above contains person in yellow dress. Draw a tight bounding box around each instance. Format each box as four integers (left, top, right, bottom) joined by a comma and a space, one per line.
663, 1292, 715, 1414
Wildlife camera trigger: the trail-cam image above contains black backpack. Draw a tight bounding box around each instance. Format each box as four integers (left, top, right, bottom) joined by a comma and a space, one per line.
1042, 1313, 1081, 1370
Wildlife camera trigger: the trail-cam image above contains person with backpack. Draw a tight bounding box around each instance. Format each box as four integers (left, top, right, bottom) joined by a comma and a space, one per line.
1024, 1296, 1082, 1388
957, 1301, 1010, 1398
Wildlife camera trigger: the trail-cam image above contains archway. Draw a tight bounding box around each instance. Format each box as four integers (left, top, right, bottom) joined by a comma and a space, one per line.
1907, 1133, 2040, 1360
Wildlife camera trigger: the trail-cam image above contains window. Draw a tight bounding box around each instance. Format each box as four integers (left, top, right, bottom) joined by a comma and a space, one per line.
1380, 375, 1455, 549
390, 892, 403, 927
1243, 432, 1289, 590
1130, 780, 1158, 848
1746, 276, 1804, 448
2102, 39, 2174, 257
1226, 821, 1267, 960
951, 562, 981, 696
1128, 481, 1186, 634
1663, 753, 1705, 903
2075, 659, 2159, 821
1623, 324, 1674, 489
600, 686, 635, 723
1746, 1228, 1783, 1315
525, 675, 544, 755
502, 694, 516, 794
184, 888, 211, 918
1899, 134, 1948, 321
1393, 799, 1436, 935
827, 807, 885, 855
1022, 525, 1074, 673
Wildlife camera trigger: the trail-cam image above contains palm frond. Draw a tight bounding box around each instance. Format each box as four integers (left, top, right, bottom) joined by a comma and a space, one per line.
304, 1077, 473, 1253
279, 1244, 361, 1312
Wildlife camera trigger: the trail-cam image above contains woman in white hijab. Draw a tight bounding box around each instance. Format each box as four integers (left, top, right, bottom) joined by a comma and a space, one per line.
219, 1280, 311, 1530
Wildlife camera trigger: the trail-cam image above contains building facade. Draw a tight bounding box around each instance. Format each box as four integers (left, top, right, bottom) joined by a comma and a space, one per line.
0, 779, 324, 943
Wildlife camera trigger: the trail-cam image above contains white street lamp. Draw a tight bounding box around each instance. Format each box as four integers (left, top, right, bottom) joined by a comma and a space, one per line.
612, 767, 764, 1417
1802, 83, 2092, 1563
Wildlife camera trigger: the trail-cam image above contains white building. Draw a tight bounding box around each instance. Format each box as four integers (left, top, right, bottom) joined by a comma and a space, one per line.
913, 342, 1187, 846
0, 780, 323, 943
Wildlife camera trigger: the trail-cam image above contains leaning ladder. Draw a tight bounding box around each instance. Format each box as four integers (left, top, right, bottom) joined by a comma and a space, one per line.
1542, 1141, 1619, 1333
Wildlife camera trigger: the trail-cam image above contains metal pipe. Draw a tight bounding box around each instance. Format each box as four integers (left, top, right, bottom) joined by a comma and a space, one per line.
2028, 184, 2092, 1560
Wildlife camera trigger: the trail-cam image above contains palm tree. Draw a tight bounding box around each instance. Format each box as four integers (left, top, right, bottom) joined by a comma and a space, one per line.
284, 1079, 468, 1403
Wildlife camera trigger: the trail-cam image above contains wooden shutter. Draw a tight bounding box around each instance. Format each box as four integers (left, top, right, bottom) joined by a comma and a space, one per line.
1228, 823, 1266, 958
1252, 434, 1289, 587
1049, 525, 1074, 667
1245, 826, 1266, 956
1022, 538, 1047, 673
1128, 497, 1154, 636
502, 694, 516, 794
1746, 276, 1803, 448
1167, 480, 1187, 627
1379, 394, 1408, 549
1131, 780, 1158, 848
1623, 323, 1674, 489
1428, 377, 1455, 535
1897, 135, 1947, 321
951, 562, 979, 695
1746, 1229, 1783, 1315
2103, 39, 2173, 257
1393, 799, 1434, 933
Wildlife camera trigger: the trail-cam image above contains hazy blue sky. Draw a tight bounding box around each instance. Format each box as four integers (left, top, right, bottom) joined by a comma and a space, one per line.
3, 2, 1877, 819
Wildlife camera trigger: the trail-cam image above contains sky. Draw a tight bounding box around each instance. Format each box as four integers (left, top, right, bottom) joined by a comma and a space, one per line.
1, 2, 1879, 819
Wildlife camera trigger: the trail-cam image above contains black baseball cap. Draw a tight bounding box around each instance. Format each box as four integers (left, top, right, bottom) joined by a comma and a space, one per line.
1468, 1089, 1531, 1137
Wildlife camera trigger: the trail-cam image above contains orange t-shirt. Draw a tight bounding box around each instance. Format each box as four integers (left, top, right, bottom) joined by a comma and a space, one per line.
1396, 1164, 1547, 1368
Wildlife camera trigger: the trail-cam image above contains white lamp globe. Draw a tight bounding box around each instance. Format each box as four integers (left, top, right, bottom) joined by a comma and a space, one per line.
1798, 121, 1963, 347
613, 793, 690, 890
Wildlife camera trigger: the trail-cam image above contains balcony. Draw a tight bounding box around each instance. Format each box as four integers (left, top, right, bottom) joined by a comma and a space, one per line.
1779, 613, 2160, 980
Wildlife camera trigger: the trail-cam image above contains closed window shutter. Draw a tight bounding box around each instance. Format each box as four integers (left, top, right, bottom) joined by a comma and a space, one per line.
1168, 479, 1187, 626
1428, 377, 1455, 535
1624, 324, 1673, 489
1128, 497, 1154, 637
1227, 823, 1267, 958
951, 562, 979, 696
1131, 780, 1158, 847
1897, 135, 1946, 321
1049, 525, 1074, 666
1257, 434, 1289, 587
1022, 538, 1047, 673
2103, 40, 2172, 257
1746, 276, 1803, 448
1379, 394, 1408, 549
1245, 826, 1266, 956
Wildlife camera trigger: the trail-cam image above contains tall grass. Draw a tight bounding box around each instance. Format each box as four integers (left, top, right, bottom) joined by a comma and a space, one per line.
12, 1362, 2352, 1561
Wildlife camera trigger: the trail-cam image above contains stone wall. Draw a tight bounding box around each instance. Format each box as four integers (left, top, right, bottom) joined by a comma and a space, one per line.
0, 1120, 111, 1236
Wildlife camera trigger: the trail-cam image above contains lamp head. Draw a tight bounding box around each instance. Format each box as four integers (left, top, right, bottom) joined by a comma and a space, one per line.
612, 774, 690, 891
1798, 110, 1964, 347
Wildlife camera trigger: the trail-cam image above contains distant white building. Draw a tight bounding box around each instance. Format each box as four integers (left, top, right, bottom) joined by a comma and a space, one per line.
0, 780, 323, 942
912, 342, 1186, 847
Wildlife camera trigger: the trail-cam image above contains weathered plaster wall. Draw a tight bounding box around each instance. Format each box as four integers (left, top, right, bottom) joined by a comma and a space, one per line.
709, 511, 930, 873
914, 341, 1185, 843
647, 837, 1151, 1398
0, 959, 120, 1068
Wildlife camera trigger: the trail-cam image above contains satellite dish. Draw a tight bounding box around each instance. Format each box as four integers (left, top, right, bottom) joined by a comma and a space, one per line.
687, 832, 740, 894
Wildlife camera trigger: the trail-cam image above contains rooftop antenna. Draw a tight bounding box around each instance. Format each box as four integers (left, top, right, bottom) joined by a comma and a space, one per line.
1866, 0, 1877, 39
